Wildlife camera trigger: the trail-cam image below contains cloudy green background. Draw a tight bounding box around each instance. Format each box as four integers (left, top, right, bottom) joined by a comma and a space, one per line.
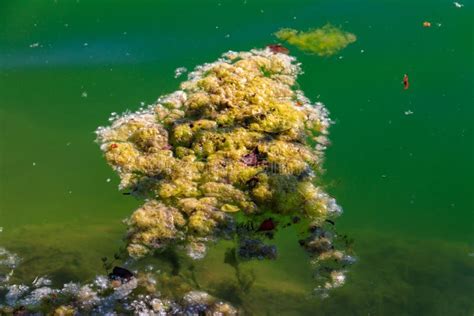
0, 0, 473, 314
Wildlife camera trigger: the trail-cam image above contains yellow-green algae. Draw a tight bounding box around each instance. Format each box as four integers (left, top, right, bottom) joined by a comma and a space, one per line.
96, 48, 342, 261
275, 24, 356, 56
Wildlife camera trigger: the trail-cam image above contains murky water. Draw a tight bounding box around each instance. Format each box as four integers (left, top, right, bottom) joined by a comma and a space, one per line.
1, 0, 473, 314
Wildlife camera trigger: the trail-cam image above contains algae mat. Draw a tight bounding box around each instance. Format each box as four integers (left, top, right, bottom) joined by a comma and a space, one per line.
0, 0, 473, 315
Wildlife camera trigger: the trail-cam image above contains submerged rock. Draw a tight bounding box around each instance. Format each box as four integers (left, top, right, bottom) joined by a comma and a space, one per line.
108, 266, 134, 282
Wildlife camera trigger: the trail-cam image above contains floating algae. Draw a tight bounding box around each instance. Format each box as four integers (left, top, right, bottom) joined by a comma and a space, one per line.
95, 47, 354, 295
275, 25, 357, 56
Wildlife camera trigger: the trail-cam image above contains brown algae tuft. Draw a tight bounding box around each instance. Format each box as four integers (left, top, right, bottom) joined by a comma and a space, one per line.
96, 48, 353, 294
275, 25, 356, 56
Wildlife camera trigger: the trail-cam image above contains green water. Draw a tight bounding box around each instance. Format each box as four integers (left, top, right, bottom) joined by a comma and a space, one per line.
0, 0, 473, 314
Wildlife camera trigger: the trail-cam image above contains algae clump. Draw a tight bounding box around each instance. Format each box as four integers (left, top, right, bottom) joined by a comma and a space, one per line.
275, 24, 356, 56
96, 48, 344, 264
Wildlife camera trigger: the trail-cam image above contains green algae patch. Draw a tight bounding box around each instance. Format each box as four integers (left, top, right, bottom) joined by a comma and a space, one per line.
275, 25, 357, 56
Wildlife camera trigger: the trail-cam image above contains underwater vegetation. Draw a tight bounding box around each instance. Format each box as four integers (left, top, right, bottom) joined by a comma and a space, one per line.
275, 25, 356, 56
0, 263, 238, 314
0, 225, 240, 314
95, 47, 354, 296
0, 47, 355, 314
1, 224, 472, 315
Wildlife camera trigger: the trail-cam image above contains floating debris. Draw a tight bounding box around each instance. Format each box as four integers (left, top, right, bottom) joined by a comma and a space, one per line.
81, 91, 88, 98
453, 2, 464, 8
275, 24, 357, 56
29, 42, 40, 48
267, 43, 289, 54
404, 110, 414, 115
403, 74, 409, 90
423, 21, 432, 27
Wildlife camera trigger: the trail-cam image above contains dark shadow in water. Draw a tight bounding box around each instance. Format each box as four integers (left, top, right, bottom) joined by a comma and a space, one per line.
163, 248, 181, 275
11, 247, 85, 286
49, 267, 83, 286
210, 281, 244, 306
224, 247, 256, 293
188, 264, 201, 289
